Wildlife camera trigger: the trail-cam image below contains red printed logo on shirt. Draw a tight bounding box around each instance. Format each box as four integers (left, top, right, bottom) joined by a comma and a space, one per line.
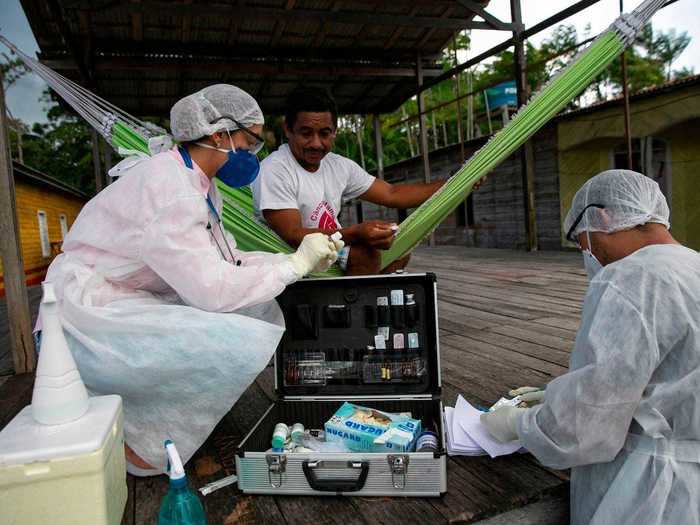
319, 210, 338, 230
311, 201, 338, 229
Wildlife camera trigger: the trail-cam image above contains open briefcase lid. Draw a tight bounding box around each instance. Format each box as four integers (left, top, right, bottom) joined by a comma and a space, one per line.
273, 272, 441, 400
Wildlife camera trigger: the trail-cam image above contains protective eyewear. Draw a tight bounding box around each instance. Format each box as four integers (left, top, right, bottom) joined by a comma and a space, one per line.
212, 115, 265, 154
565, 203, 605, 243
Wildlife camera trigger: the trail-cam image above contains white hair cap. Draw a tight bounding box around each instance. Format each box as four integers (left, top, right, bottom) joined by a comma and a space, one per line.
563, 169, 670, 239
170, 84, 264, 142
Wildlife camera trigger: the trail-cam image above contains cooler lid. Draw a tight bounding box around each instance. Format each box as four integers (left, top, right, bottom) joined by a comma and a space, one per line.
0, 395, 121, 466
274, 273, 441, 399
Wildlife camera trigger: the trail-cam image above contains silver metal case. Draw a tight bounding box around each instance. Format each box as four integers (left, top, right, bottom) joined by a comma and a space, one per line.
236, 273, 446, 497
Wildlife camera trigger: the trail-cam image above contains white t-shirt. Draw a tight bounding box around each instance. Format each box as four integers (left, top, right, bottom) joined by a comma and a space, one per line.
253, 144, 375, 229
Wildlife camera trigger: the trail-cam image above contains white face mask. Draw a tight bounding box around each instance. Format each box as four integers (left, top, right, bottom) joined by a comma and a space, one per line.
582, 230, 603, 280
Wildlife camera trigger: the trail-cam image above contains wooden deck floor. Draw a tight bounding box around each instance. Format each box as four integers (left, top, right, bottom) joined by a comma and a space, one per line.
0, 246, 587, 524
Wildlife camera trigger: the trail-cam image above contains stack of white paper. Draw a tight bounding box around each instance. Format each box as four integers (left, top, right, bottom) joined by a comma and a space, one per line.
443, 395, 523, 458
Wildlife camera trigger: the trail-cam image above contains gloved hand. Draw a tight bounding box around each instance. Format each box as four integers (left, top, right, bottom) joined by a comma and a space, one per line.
509, 386, 545, 406
480, 406, 526, 443
289, 233, 345, 277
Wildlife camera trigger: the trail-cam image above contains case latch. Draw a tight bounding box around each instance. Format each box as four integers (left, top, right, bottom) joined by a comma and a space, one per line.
387, 454, 410, 489
266, 453, 287, 488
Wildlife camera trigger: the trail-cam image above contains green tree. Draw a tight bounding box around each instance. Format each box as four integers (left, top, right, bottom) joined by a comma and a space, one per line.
19, 87, 94, 194
593, 23, 692, 99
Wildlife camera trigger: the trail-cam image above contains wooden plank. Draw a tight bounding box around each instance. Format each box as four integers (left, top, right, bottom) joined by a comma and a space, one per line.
433, 270, 588, 303
254, 365, 277, 402
132, 474, 168, 525
441, 335, 567, 378
440, 348, 554, 401
471, 492, 569, 524
0, 73, 35, 374
352, 496, 448, 525
437, 300, 578, 342
120, 475, 135, 525
443, 330, 571, 368
0, 373, 34, 429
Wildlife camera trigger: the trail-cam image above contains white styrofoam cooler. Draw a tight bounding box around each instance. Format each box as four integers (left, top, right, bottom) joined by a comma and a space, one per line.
0, 395, 127, 525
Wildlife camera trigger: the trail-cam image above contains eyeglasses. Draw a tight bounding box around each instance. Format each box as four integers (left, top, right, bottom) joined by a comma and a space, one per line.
565, 203, 605, 243
212, 115, 265, 154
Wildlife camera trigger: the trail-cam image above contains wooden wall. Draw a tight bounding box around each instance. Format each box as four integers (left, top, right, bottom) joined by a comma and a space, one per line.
340, 124, 562, 250
0, 179, 85, 293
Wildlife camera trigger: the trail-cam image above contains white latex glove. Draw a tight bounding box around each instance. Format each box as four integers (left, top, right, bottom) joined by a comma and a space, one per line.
480, 406, 526, 443
289, 233, 344, 277
509, 386, 545, 406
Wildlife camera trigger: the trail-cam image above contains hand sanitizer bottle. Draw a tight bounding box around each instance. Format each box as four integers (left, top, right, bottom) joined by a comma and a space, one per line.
158, 440, 207, 525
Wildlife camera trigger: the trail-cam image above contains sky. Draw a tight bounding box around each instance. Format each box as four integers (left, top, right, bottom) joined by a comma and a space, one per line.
1, 0, 698, 125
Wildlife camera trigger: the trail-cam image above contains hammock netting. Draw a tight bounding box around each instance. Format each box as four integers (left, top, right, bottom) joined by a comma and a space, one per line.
0, 0, 665, 276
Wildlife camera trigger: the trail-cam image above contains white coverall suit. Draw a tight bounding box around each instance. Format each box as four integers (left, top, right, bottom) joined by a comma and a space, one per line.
40, 148, 299, 471
518, 244, 700, 524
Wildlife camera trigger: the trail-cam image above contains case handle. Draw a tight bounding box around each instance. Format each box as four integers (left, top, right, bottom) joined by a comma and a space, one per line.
302, 460, 369, 492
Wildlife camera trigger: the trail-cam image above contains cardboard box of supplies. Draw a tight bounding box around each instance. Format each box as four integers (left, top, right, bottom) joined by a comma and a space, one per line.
236, 273, 447, 497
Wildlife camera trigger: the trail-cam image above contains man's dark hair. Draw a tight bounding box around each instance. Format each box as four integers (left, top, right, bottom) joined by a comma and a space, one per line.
284, 86, 338, 130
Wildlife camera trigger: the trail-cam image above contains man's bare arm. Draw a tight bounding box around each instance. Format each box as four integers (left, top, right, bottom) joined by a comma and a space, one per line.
262, 208, 395, 249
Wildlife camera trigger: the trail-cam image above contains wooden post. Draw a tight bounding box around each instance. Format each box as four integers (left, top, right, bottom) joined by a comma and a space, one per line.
511, 0, 538, 251
620, 0, 633, 169
373, 115, 384, 181
484, 91, 493, 135
91, 129, 103, 193
452, 34, 465, 163
0, 70, 36, 373
416, 52, 434, 246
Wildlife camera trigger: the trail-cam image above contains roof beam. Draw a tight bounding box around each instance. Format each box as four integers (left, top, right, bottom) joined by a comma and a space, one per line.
71, 38, 441, 62
417, 6, 454, 48
44, 57, 445, 78
270, 0, 296, 47
383, 5, 421, 50
181, 0, 193, 44
420, 0, 604, 93
130, 0, 143, 41
86, 2, 481, 31
46, 0, 92, 83
311, 1, 340, 48
227, 0, 244, 46
455, 0, 516, 31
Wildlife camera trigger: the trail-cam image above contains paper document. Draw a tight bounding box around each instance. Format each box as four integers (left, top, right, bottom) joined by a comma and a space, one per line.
444, 406, 485, 456
443, 395, 523, 458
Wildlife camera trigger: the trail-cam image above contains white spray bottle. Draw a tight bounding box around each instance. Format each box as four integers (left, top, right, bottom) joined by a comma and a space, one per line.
31, 281, 89, 425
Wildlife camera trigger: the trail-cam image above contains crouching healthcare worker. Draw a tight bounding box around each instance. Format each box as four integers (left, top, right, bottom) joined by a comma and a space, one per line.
37, 84, 343, 476
481, 170, 700, 524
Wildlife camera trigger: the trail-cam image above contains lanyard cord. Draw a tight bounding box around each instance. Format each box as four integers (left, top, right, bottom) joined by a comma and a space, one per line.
205, 194, 239, 265
179, 145, 240, 266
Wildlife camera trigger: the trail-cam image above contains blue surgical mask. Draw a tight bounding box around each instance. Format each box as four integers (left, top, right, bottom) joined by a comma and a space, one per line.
196, 132, 260, 188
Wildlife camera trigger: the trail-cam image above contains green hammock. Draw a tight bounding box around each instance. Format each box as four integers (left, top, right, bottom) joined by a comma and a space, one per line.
0, 0, 664, 275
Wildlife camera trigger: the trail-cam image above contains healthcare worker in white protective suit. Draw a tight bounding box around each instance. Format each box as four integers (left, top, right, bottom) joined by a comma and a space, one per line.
481, 170, 700, 524
39, 84, 343, 476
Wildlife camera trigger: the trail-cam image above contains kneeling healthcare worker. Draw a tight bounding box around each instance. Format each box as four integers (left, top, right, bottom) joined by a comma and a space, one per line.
36, 84, 343, 476
482, 170, 700, 524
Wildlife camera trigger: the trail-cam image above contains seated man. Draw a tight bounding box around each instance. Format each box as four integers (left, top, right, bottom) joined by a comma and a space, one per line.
253, 86, 462, 275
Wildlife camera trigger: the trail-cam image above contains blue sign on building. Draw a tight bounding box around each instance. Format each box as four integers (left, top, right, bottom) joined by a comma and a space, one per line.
486, 81, 517, 108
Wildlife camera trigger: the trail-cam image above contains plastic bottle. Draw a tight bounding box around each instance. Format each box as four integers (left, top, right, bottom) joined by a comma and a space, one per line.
31, 281, 89, 425
271, 423, 290, 449
158, 440, 208, 525
290, 423, 305, 444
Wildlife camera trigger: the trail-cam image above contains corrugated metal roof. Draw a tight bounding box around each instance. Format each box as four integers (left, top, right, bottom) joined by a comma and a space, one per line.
12, 161, 89, 199
559, 74, 700, 120
20, 0, 493, 116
